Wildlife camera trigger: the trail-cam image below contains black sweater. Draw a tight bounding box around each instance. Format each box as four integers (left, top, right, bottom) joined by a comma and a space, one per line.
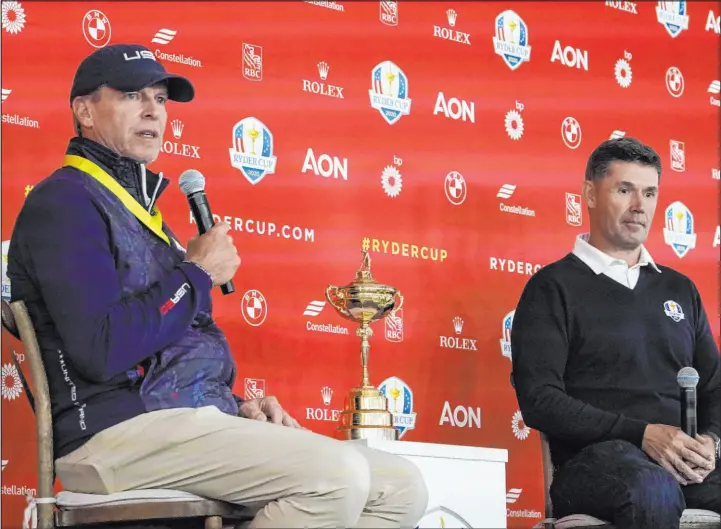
511, 253, 720, 468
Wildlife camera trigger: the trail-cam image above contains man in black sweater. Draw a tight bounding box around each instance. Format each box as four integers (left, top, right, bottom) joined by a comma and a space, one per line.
511, 137, 720, 529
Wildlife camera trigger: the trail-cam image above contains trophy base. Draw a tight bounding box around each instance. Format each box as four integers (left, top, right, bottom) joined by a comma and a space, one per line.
336, 385, 399, 441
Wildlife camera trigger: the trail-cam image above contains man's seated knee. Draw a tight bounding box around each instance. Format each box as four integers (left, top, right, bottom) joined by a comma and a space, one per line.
305, 444, 372, 502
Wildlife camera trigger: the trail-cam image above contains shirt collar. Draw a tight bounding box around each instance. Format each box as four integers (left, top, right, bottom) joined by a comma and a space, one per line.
572, 233, 661, 274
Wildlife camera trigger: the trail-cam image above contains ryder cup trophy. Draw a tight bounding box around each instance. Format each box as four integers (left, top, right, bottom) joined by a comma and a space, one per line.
325, 250, 403, 440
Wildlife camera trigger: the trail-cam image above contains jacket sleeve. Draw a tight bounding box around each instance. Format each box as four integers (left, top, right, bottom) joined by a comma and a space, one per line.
14, 178, 213, 383
691, 281, 721, 439
511, 271, 649, 447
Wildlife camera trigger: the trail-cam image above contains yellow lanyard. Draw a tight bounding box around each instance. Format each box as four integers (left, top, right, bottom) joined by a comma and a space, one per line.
63, 154, 170, 246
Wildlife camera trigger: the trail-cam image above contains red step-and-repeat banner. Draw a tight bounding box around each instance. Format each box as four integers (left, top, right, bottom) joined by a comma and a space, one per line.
2, 1, 719, 527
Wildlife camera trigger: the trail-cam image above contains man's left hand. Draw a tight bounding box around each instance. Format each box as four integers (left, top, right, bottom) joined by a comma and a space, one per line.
238, 396, 303, 428
686, 435, 717, 483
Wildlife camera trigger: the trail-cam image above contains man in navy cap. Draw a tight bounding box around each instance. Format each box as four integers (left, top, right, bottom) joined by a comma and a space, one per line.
8, 44, 428, 528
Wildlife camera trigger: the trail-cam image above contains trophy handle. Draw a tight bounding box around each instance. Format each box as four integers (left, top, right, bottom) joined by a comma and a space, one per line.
325, 285, 344, 311
394, 291, 404, 311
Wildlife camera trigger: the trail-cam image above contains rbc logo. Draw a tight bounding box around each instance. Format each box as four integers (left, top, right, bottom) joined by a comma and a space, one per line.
385, 308, 404, 342
229, 118, 277, 185
493, 10, 532, 71
369, 61, 412, 125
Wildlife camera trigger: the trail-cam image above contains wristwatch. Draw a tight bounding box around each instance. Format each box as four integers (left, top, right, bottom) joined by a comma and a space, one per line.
705, 432, 721, 461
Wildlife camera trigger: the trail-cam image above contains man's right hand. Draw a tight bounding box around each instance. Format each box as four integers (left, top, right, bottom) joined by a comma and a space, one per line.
641, 424, 714, 485
184, 222, 240, 286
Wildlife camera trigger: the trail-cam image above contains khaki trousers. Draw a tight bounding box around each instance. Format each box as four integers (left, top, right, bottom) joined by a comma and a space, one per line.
55, 406, 428, 528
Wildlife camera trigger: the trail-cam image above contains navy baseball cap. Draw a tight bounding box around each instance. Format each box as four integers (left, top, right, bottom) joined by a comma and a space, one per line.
69, 44, 194, 104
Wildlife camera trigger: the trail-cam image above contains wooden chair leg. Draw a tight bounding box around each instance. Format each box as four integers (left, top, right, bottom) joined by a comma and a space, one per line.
204, 515, 223, 529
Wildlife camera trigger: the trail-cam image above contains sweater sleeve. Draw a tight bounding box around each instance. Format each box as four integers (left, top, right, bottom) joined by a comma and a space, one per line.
691, 282, 721, 438
511, 271, 649, 447
16, 179, 213, 383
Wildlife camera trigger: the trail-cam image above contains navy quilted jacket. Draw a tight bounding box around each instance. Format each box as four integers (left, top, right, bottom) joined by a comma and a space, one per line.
8, 138, 241, 459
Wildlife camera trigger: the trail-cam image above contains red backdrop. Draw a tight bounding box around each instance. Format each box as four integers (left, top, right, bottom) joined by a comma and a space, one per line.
2, 1, 720, 527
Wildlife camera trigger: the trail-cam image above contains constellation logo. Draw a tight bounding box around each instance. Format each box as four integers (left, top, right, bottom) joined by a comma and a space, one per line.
381, 157, 403, 198
439, 317, 477, 351
304, 300, 350, 335
497, 184, 515, 199
506, 488, 522, 503
615, 51, 632, 88
1, 89, 40, 128
499, 185, 535, 217
511, 409, 531, 440
302, 61, 345, 99
708, 80, 720, 106
505, 101, 524, 140
152, 28, 176, 44
151, 29, 202, 68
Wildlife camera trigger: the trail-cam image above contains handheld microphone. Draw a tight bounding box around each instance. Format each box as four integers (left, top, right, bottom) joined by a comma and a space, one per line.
677, 367, 699, 438
178, 169, 234, 295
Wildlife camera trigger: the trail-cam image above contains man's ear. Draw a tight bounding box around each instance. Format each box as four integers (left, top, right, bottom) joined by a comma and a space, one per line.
582, 179, 596, 209
71, 96, 94, 130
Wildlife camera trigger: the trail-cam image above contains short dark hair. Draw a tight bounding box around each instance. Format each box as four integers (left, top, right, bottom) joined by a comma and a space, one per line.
585, 137, 662, 181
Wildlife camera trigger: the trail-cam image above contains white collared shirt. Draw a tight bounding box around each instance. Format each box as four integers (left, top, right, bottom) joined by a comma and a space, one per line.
572, 233, 661, 289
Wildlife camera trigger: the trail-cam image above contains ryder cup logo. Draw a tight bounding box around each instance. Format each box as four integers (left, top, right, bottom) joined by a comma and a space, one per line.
500, 310, 515, 360
493, 10, 532, 71
378, 376, 417, 438
229, 118, 277, 185
656, 1, 689, 38
241, 289, 268, 326
663, 300, 685, 322
369, 61, 412, 125
82, 10, 112, 48
663, 201, 697, 258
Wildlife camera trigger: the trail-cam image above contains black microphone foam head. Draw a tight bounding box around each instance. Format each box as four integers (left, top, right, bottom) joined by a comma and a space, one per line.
178, 169, 205, 196
677, 367, 700, 389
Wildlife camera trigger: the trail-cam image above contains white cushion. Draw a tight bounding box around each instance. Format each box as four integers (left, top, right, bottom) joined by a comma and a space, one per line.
56, 489, 208, 509
555, 514, 610, 528
681, 509, 721, 524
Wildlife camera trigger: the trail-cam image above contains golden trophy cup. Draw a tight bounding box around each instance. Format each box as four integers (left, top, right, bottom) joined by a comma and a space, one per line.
325, 250, 404, 440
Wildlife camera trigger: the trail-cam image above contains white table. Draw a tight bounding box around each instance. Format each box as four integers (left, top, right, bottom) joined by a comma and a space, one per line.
351, 438, 508, 528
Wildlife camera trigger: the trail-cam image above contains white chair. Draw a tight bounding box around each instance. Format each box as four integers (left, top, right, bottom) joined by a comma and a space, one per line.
2, 299, 251, 529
